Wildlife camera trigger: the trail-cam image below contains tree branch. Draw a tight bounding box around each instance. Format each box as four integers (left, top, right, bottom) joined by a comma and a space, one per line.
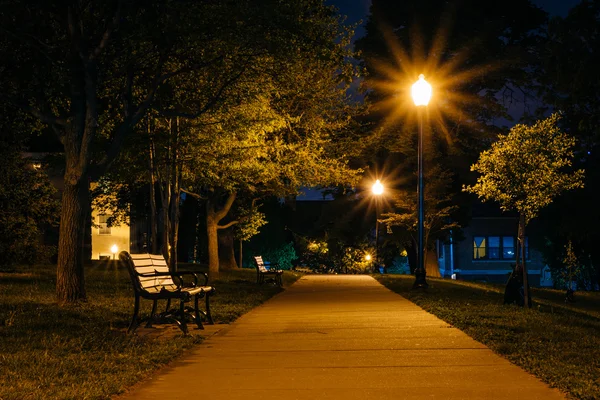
180, 188, 207, 200
218, 220, 240, 230
215, 191, 237, 221
90, 0, 122, 61
24, 103, 67, 127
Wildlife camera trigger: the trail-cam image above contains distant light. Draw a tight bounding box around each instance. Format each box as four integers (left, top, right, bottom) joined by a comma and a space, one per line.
411, 74, 432, 106
32, 163, 41, 170
365, 254, 372, 261
111, 244, 118, 254
372, 179, 384, 195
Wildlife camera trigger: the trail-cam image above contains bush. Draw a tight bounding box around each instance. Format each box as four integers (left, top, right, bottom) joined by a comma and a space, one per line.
245, 242, 298, 270
338, 247, 371, 273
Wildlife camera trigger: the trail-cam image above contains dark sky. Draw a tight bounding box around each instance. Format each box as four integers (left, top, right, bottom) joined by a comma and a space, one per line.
329, 0, 585, 41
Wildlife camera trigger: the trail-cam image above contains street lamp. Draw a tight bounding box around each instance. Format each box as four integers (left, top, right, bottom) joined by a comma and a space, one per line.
111, 244, 118, 260
372, 179, 384, 273
411, 74, 431, 289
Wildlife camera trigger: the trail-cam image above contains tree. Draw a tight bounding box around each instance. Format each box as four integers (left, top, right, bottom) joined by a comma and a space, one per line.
184, 91, 361, 280
380, 164, 460, 277
1, 0, 361, 301
0, 137, 60, 267
0, 0, 259, 302
464, 113, 584, 306
562, 240, 580, 301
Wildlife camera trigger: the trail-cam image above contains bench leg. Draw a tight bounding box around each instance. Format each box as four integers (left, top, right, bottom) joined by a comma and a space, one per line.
277, 273, 283, 287
205, 291, 214, 325
128, 295, 140, 334
177, 299, 188, 334
145, 300, 158, 328
194, 294, 204, 330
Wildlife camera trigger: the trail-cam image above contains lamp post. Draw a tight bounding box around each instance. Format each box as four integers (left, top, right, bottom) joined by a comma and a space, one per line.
372, 179, 384, 273
411, 74, 431, 289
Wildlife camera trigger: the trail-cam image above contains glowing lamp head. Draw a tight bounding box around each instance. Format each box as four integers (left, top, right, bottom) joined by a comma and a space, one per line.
372, 179, 384, 196
110, 244, 118, 254
365, 254, 372, 261
411, 74, 432, 106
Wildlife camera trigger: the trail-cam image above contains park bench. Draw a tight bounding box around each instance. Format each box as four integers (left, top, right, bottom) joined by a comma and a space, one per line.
119, 251, 215, 334
253, 255, 283, 287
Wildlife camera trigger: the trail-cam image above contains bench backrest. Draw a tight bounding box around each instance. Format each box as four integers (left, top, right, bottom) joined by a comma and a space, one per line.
253, 256, 270, 273
120, 252, 177, 294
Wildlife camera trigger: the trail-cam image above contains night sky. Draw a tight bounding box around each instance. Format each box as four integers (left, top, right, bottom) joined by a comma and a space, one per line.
329, 0, 585, 41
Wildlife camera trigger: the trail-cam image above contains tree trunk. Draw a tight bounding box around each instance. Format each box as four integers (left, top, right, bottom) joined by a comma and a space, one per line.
425, 245, 441, 278
206, 201, 220, 281
218, 228, 238, 270
56, 175, 89, 303
504, 214, 531, 307
205, 191, 237, 281
406, 240, 417, 274
519, 214, 531, 307
169, 182, 180, 271
161, 190, 170, 263
148, 128, 158, 254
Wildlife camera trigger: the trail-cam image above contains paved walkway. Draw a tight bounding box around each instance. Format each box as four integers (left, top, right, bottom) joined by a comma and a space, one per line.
119, 275, 565, 400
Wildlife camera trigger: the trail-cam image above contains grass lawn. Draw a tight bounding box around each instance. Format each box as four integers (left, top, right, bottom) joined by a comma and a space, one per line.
0, 262, 301, 400
376, 275, 600, 400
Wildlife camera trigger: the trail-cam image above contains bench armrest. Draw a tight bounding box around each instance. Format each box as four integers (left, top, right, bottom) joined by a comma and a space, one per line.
173, 271, 200, 287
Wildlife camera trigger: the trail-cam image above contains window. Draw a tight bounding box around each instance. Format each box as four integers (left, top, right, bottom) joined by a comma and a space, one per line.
488, 236, 500, 259
473, 236, 486, 259
473, 235, 528, 260
502, 236, 515, 259
98, 214, 111, 235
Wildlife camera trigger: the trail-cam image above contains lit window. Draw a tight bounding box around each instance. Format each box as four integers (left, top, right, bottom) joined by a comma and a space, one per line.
98, 215, 111, 235
473, 235, 529, 260
473, 236, 486, 259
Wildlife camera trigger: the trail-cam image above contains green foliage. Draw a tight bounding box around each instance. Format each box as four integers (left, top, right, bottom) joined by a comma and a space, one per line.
294, 237, 333, 272
464, 113, 585, 223
234, 206, 268, 242
247, 242, 298, 271
339, 246, 372, 274
0, 149, 59, 267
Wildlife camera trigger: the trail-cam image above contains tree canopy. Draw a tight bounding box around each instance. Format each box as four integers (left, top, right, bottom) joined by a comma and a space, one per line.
464, 113, 584, 224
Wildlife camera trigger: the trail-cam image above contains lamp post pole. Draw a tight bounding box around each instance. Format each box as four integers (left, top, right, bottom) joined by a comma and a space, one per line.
375, 201, 379, 273
411, 74, 431, 289
372, 179, 384, 273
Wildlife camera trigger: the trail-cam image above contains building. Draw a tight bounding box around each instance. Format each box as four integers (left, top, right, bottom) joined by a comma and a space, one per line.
90, 207, 130, 260
437, 203, 552, 286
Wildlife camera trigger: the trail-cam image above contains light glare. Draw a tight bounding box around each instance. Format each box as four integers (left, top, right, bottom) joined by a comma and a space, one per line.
411, 74, 432, 106
372, 179, 384, 195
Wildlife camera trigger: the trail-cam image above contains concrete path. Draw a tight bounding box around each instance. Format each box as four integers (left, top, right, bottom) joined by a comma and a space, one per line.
119, 275, 565, 400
